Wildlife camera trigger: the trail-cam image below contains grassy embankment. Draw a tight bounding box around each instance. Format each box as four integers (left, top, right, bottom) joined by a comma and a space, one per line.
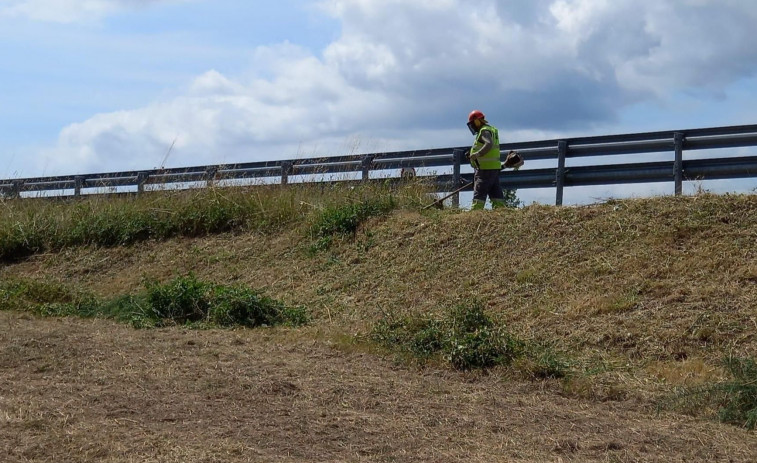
1, 182, 757, 429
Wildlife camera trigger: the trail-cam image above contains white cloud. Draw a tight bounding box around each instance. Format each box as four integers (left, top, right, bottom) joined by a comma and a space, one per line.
42, 50, 398, 174
35, 0, 757, 176
0, 0, 188, 23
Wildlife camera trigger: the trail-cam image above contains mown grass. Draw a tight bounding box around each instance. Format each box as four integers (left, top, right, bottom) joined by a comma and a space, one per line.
0, 181, 434, 262
5, 186, 757, 431
0, 275, 308, 329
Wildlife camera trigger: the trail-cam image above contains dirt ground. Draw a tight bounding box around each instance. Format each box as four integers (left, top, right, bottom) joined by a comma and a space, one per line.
1, 311, 755, 463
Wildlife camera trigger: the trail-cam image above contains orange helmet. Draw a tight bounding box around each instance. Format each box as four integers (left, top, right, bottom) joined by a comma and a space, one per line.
468, 110, 485, 123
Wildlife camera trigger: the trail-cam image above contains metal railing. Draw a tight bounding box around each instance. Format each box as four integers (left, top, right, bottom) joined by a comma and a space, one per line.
2, 123, 757, 205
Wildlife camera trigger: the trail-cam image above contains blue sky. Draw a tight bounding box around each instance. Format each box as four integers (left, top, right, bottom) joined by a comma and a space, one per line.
2, 0, 757, 204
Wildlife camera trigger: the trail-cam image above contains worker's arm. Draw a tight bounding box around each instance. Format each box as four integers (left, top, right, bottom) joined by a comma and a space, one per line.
469, 129, 493, 159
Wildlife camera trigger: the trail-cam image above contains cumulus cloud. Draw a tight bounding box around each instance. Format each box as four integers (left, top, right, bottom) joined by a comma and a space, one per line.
0, 0, 187, 23
44, 50, 398, 173
37, 0, 757, 175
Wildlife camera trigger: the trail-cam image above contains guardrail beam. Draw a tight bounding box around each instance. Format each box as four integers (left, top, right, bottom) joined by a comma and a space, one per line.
2, 123, 757, 203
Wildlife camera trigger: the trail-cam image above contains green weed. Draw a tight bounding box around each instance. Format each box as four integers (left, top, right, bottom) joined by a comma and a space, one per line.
308, 194, 398, 251
133, 274, 309, 328
717, 356, 757, 429
661, 355, 757, 429
370, 301, 566, 373
0, 275, 308, 330
0, 279, 96, 313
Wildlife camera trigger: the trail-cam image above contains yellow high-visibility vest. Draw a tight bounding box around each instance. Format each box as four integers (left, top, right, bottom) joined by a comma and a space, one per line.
470, 124, 501, 170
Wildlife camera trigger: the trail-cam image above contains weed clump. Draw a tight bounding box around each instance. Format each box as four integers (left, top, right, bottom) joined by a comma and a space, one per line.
140, 274, 309, 328
717, 356, 757, 429
0, 275, 308, 330
371, 301, 569, 375
0, 279, 99, 316
309, 194, 397, 252
662, 355, 757, 429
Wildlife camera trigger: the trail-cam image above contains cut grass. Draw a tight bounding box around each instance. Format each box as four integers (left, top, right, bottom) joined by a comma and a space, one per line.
4, 189, 757, 430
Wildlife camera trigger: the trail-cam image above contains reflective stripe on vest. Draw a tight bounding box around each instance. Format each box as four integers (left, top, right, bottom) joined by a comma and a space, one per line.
470, 124, 501, 170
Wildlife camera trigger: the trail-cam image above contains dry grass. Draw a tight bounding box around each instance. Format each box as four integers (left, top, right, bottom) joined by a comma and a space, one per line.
3, 191, 757, 460
2, 311, 756, 462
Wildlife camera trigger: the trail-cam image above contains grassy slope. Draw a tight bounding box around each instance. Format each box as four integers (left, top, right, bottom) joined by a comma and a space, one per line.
3, 192, 757, 399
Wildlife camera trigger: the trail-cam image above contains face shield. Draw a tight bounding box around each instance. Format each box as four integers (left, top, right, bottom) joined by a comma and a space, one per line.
467, 121, 478, 135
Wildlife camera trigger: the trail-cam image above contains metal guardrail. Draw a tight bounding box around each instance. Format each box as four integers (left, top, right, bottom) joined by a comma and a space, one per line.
2, 124, 757, 206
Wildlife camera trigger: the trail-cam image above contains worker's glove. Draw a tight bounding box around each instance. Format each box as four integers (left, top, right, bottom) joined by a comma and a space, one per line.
462, 149, 471, 163
503, 150, 524, 169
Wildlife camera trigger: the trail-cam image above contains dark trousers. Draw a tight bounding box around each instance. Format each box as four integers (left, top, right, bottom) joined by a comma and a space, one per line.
473, 169, 504, 208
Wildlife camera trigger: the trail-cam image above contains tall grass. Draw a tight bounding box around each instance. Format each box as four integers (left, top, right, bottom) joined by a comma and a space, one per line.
308, 193, 398, 252
0, 181, 434, 262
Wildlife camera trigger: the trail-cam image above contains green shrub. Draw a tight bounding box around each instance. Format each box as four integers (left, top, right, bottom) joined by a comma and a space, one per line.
448, 325, 521, 370
34, 301, 100, 318
410, 319, 446, 358
209, 285, 308, 327
135, 274, 309, 328
525, 347, 572, 379
0, 279, 96, 311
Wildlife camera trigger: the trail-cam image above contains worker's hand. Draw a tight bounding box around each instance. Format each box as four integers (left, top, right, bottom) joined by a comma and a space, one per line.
469, 151, 480, 160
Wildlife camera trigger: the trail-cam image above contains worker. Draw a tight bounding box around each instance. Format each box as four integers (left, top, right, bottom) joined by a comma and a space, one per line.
466, 110, 506, 210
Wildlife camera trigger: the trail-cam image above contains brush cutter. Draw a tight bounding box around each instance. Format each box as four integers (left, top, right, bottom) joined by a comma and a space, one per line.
422, 150, 524, 210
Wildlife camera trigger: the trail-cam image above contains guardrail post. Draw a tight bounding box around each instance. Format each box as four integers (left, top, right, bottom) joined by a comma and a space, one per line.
555, 140, 568, 206
11, 180, 22, 198
452, 149, 463, 208
361, 155, 374, 181
74, 176, 84, 197
205, 167, 218, 188
137, 172, 148, 194
281, 161, 293, 185
674, 132, 684, 196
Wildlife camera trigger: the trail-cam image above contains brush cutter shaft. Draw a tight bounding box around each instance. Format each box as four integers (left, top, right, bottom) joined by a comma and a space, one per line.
423, 181, 474, 210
